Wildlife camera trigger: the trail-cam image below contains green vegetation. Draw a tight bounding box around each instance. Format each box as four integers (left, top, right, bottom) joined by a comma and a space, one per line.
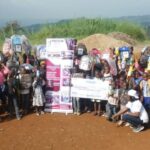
29, 18, 147, 44
0, 18, 148, 46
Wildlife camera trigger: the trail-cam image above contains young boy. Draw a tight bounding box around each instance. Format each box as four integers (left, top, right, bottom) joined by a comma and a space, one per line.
106, 85, 119, 122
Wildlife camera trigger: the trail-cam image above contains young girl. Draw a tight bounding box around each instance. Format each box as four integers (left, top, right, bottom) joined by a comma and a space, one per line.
102, 65, 113, 117
32, 77, 45, 116
91, 70, 102, 116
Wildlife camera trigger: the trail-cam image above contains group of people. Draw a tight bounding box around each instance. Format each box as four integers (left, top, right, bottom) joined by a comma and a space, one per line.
0, 52, 46, 121
72, 45, 150, 133
0, 44, 150, 133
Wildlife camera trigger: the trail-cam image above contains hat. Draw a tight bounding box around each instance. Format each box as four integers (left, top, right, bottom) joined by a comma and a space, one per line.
128, 89, 139, 99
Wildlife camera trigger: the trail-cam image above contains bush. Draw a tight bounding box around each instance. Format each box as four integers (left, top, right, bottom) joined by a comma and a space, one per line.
29, 18, 147, 44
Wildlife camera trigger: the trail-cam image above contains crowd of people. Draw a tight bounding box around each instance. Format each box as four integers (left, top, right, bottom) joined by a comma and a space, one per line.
0, 44, 150, 133
72, 45, 150, 133
0, 52, 46, 120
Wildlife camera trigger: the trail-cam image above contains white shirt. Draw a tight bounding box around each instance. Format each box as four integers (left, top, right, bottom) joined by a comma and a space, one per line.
126, 100, 149, 123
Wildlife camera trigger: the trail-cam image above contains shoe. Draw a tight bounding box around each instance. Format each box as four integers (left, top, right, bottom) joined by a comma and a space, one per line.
73, 112, 77, 115
41, 111, 45, 115
117, 120, 124, 126
36, 113, 40, 116
93, 112, 97, 116
112, 119, 117, 123
107, 117, 113, 122
129, 125, 134, 129
97, 112, 102, 116
17, 116, 21, 120
77, 112, 81, 116
132, 125, 144, 133
125, 122, 130, 127
102, 113, 108, 117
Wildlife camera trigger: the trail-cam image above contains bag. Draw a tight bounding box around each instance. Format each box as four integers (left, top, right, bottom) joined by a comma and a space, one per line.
79, 55, 92, 71
20, 74, 32, 89
119, 46, 130, 59
143, 46, 150, 56
92, 55, 102, 71
6, 59, 19, 69
139, 55, 148, 68
0, 52, 5, 63
75, 43, 87, 58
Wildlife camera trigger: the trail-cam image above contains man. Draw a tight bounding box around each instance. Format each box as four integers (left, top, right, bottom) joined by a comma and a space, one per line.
112, 89, 149, 133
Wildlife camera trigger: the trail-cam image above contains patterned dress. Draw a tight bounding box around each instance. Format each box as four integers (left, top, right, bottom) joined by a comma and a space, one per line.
32, 80, 45, 107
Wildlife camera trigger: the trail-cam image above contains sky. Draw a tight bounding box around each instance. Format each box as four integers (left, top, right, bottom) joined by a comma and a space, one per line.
0, 0, 150, 26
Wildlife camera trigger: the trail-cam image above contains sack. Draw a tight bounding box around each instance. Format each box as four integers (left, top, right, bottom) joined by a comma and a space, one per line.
119, 46, 130, 59
6, 59, 19, 69
20, 74, 32, 89
79, 55, 92, 71
143, 46, 150, 56
75, 43, 87, 57
0, 53, 5, 63
139, 55, 148, 68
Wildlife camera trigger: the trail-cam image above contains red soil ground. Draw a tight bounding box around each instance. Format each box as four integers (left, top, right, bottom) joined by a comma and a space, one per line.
0, 113, 150, 150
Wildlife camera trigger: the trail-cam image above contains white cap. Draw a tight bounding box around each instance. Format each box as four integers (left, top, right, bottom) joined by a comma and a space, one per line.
128, 89, 139, 99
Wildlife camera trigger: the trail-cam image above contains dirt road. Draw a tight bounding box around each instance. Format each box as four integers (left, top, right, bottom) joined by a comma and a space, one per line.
0, 113, 150, 150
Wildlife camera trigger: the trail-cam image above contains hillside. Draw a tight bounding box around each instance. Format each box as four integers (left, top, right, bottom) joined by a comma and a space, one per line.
25, 15, 150, 33
114, 15, 150, 26
0, 18, 149, 51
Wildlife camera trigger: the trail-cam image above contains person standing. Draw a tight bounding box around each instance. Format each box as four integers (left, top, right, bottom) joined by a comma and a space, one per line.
19, 67, 32, 115
32, 77, 45, 116
91, 70, 103, 116
7, 69, 21, 120
140, 73, 150, 115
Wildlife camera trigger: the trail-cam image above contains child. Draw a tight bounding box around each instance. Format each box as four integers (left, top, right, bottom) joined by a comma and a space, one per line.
103, 66, 113, 83
117, 82, 130, 126
140, 73, 150, 114
102, 66, 113, 117
106, 86, 119, 122
32, 77, 45, 116
91, 70, 102, 116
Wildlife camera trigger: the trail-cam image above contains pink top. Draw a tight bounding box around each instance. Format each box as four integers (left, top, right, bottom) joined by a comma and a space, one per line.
2, 66, 10, 75
0, 65, 9, 85
0, 71, 4, 85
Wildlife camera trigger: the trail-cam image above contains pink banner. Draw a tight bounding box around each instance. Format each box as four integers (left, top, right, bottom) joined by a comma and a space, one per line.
46, 60, 60, 91
45, 38, 75, 114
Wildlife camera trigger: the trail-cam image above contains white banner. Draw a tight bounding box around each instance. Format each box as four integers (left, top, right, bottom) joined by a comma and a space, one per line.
46, 38, 68, 51
71, 78, 110, 100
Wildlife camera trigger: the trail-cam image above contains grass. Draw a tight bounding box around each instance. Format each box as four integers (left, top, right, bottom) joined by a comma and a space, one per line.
28, 18, 147, 45
0, 18, 149, 48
